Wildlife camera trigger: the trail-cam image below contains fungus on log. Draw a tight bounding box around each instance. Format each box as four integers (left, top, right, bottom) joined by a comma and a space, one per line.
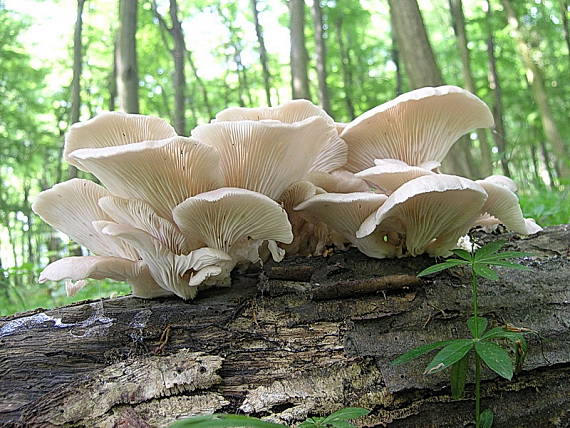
1, 225, 569, 427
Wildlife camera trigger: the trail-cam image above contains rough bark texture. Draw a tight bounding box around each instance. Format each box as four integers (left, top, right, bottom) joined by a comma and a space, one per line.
289, 0, 311, 100
388, 0, 476, 179
502, 0, 570, 179
117, 0, 140, 114
1, 226, 570, 427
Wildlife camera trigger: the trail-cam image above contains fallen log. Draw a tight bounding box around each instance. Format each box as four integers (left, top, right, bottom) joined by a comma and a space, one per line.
1, 225, 569, 427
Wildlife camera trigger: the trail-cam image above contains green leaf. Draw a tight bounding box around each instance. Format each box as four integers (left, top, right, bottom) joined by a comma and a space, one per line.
475, 341, 514, 380
451, 249, 472, 261
480, 409, 494, 428
424, 339, 474, 375
391, 340, 457, 366
322, 408, 370, 424
416, 260, 468, 277
169, 414, 286, 428
450, 353, 469, 399
484, 260, 529, 270
482, 327, 524, 343
298, 417, 323, 428
467, 316, 488, 337
328, 422, 357, 428
474, 241, 506, 259
473, 263, 499, 280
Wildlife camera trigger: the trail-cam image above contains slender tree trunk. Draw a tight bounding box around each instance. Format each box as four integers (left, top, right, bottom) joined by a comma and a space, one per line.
68, 0, 86, 180
485, 1, 511, 177
312, 0, 331, 113
388, 0, 476, 178
502, 0, 569, 179
390, 11, 403, 96
251, 0, 272, 106
109, 38, 118, 111
168, 0, 186, 134
560, 0, 570, 64
117, 0, 140, 113
289, 0, 310, 99
335, 17, 355, 119
186, 50, 213, 120
449, 0, 493, 178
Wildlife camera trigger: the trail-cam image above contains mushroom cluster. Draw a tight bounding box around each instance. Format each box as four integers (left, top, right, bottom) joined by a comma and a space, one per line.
33, 85, 541, 300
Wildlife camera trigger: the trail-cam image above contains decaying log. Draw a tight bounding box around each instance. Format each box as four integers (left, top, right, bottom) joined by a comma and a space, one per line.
1, 225, 569, 427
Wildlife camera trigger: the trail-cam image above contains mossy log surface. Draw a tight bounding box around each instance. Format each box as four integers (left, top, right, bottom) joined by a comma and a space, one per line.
1, 225, 569, 427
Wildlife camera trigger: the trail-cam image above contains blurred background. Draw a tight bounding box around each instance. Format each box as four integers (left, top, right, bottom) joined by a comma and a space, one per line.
0, 0, 568, 315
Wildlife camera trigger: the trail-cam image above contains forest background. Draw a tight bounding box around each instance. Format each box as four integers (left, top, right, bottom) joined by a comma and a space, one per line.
0, 0, 568, 316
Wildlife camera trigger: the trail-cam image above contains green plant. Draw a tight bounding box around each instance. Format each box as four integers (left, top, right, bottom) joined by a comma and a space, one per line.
168, 408, 370, 428
392, 241, 531, 428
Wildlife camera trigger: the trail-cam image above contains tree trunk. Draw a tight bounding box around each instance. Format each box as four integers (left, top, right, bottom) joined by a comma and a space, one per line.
388, 0, 476, 178
117, 0, 140, 114
1, 226, 570, 427
502, 0, 570, 179
108, 37, 118, 111
251, 0, 272, 106
168, 0, 187, 135
335, 17, 355, 119
289, 0, 311, 100
312, 0, 331, 114
187, 49, 214, 120
449, 0, 493, 178
68, 0, 86, 180
485, 1, 511, 178
560, 0, 570, 65
390, 11, 403, 97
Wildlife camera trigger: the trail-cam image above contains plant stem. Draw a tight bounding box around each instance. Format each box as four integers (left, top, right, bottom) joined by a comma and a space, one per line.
475, 353, 481, 427
471, 267, 479, 337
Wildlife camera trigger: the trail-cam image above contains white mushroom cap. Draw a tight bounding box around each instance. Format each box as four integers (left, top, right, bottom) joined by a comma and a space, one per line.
476, 180, 542, 234
191, 117, 337, 199
357, 174, 488, 257
99, 221, 233, 300
64, 112, 177, 170
294, 192, 395, 258
98, 196, 195, 254
173, 188, 293, 261
307, 170, 371, 194
38, 256, 170, 299
68, 137, 222, 221
31, 179, 138, 260
481, 174, 518, 193
340, 86, 494, 172
355, 159, 436, 194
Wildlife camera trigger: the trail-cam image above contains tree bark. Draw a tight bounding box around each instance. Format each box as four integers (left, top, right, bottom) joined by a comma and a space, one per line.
117, 0, 140, 114
449, 0, 493, 178
289, 0, 311, 100
388, 0, 476, 178
502, 0, 570, 179
251, 0, 272, 107
485, 1, 511, 178
1, 226, 570, 427
68, 0, 86, 180
311, 0, 331, 114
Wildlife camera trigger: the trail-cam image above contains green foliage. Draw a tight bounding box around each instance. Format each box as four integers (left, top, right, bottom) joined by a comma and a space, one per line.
394, 241, 532, 427
169, 408, 370, 428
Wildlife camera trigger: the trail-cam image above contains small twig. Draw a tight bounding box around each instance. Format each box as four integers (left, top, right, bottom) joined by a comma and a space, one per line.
154, 325, 172, 355
310, 274, 422, 301
265, 265, 316, 282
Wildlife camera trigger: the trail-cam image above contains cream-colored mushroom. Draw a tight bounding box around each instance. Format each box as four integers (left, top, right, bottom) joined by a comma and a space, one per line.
190, 117, 336, 199
68, 136, 222, 221
475, 179, 542, 234
64, 111, 177, 170
173, 188, 293, 265
355, 159, 436, 194
295, 192, 395, 258
307, 170, 371, 193
357, 174, 488, 257
341, 86, 494, 172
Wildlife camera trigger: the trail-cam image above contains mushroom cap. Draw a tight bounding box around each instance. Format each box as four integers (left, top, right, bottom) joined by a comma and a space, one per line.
191, 117, 336, 199
215, 99, 332, 123
69, 136, 222, 221
355, 159, 436, 194
99, 221, 233, 300
31, 179, 138, 259
340, 86, 495, 172
357, 174, 488, 256
64, 112, 177, 170
173, 188, 293, 254
476, 180, 542, 234
481, 174, 518, 193
294, 192, 394, 258
307, 170, 371, 193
